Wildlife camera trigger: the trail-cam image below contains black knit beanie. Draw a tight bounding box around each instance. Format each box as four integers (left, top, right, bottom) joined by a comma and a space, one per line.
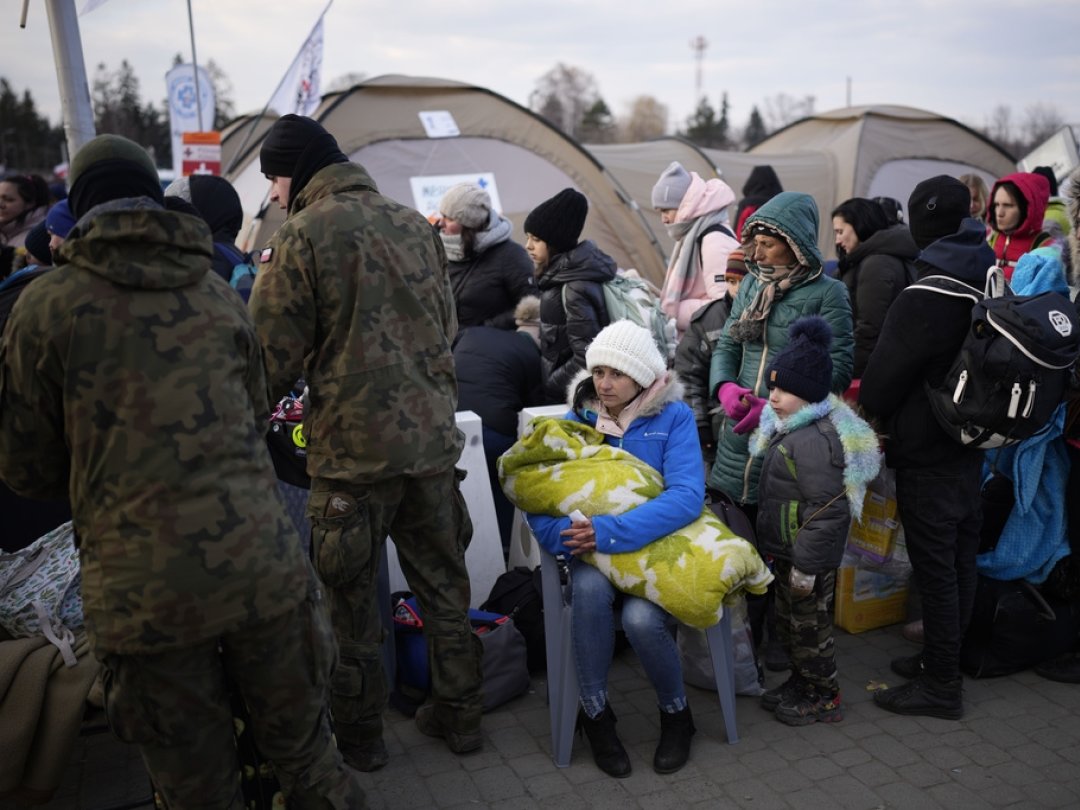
165, 174, 243, 241
765, 316, 833, 404
23, 220, 52, 266
260, 114, 348, 211
907, 175, 970, 250
1033, 165, 1059, 196
523, 188, 588, 255
67, 134, 164, 219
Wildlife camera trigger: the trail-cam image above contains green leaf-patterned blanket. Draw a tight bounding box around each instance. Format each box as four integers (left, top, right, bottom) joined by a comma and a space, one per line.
498, 417, 773, 628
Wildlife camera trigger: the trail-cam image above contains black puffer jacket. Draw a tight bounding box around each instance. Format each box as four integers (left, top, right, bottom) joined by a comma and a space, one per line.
674, 293, 732, 452
453, 325, 543, 436
859, 219, 995, 469
536, 240, 615, 403
837, 224, 918, 376
450, 239, 536, 330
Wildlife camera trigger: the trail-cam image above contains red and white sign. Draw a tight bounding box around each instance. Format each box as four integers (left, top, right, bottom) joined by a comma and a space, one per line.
180, 131, 222, 176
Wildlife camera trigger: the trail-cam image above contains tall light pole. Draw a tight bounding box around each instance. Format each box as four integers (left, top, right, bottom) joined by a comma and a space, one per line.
690, 36, 708, 103
42, 0, 96, 162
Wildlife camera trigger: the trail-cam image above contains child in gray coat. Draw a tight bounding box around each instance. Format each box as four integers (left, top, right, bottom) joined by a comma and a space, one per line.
750, 316, 881, 725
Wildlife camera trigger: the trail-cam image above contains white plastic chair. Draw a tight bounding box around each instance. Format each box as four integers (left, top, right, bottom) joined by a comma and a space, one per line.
538, 545, 739, 769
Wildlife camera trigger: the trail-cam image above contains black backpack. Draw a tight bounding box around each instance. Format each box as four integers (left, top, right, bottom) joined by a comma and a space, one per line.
911, 269, 1080, 449
481, 566, 546, 672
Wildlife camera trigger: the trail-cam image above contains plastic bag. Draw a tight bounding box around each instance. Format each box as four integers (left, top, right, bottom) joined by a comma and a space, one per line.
678, 596, 762, 696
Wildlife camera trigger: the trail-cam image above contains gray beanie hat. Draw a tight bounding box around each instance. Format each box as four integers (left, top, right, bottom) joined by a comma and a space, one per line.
439, 183, 492, 230
651, 161, 692, 209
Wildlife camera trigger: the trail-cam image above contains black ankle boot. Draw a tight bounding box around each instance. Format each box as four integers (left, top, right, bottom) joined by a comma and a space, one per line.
653, 705, 696, 774
873, 673, 963, 719
577, 705, 631, 778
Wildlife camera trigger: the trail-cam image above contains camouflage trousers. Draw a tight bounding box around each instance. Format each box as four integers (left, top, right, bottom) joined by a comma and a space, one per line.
773, 560, 839, 694
100, 580, 366, 809
308, 468, 483, 747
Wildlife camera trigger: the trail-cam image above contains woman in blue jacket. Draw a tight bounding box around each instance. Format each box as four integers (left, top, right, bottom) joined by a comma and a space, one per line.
526, 320, 703, 778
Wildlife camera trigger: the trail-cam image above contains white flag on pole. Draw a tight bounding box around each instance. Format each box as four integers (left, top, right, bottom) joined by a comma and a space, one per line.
166, 64, 216, 177
265, 17, 324, 118
79, 0, 112, 14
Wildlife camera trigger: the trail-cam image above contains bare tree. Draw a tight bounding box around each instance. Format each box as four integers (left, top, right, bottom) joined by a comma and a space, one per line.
530, 63, 602, 141
1021, 102, 1066, 151
986, 104, 1014, 147
980, 105, 1022, 158
621, 95, 668, 142
762, 93, 815, 132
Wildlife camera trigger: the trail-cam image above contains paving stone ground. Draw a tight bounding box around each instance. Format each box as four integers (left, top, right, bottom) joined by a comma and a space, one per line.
6, 622, 1080, 810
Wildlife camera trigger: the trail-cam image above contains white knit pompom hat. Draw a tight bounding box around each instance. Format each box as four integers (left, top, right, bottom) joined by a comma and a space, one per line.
586, 320, 666, 388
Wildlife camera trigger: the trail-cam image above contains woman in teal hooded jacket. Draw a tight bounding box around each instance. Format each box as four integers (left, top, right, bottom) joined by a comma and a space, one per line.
708, 191, 854, 508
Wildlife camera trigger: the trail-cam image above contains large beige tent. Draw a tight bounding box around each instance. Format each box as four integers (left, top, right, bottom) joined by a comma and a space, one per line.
751, 105, 1015, 227
224, 90, 1017, 277
222, 75, 667, 284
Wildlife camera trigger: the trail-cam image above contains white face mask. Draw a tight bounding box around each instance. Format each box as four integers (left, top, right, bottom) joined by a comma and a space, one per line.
440, 232, 466, 262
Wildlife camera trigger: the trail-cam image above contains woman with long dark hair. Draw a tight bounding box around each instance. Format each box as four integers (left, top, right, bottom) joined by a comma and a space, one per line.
831, 197, 918, 377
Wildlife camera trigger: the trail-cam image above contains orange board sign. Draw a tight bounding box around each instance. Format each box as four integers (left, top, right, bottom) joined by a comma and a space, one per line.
181, 131, 221, 176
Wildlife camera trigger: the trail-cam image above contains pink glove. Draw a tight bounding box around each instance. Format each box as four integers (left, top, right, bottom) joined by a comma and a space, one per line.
718, 382, 754, 420
732, 395, 766, 435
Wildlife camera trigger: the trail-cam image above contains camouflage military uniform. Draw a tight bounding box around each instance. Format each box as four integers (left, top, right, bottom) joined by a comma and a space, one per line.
249, 162, 483, 749
0, 198, 365, 808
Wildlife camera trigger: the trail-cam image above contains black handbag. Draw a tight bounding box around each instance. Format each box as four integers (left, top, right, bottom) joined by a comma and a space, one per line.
707, 490, 756, 546
960, 575, 1077, 678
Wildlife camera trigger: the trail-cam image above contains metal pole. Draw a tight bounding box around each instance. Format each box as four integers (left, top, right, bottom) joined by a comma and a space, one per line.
44, 0, 96, 163
186, 0, 204, 129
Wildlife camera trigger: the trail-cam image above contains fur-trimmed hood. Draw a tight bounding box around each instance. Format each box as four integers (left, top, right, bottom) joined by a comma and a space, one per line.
566, 367, 685, 421
1067, 167, 1080, 284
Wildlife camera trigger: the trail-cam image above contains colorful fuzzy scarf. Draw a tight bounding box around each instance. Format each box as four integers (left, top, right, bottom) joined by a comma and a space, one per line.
750, 394, 882, 518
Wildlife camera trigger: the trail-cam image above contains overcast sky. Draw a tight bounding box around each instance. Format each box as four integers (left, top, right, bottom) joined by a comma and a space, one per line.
4, 0, 1080, 139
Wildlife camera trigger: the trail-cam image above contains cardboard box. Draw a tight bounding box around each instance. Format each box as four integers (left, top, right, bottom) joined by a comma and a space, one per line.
834, 565, 909, 633
847, 489, 900, 564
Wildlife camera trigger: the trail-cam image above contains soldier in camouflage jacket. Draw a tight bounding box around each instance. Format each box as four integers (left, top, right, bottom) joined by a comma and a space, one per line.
249, 115, 483, 770
0, 135, 365, 807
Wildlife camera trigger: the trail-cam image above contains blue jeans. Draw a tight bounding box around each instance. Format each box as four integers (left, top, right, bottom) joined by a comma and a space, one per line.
570, 559, 687, 717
